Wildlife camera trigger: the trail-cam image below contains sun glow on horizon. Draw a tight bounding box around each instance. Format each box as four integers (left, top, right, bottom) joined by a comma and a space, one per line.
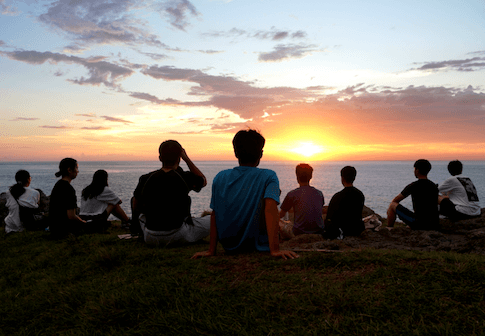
290, 142, 324, 158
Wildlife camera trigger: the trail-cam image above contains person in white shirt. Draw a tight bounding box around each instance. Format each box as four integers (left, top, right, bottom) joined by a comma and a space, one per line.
5, 170, 41, 233
80, 169, 130, 232
438, 160, 481, 220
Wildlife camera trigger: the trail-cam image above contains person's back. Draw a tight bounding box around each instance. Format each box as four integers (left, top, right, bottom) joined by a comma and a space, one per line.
211, 166, 279, 252
192, 129, 298, 260
279, 163, 324, 237
324, 166, 365, 238
439, 160, 480, 219
387, 159, 439, 230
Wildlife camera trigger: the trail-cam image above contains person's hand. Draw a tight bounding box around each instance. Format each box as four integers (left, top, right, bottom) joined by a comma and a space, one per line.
271, 250, 299, 260
180, 148, 189, 162
191, 250, 214, 259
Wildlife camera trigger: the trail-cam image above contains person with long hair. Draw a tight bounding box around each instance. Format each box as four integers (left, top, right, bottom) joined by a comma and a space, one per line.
5, 170, 41, 233
80, 169, 130, 232
48, 158, 86, 237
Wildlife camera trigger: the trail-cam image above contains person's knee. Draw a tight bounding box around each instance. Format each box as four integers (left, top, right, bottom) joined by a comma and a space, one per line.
387, 202, 398, 215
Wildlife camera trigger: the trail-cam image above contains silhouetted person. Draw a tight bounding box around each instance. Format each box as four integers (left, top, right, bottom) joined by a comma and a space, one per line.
324, 166, 365, 239
279, 163, 325, 239
387, 159, 439, 230
132, 140, 210, 246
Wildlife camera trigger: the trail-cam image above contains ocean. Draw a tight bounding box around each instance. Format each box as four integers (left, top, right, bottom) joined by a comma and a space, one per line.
1, 160, 485, 218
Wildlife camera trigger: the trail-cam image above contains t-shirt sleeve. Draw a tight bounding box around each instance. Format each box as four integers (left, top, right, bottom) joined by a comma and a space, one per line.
280, 192, 293, 212
183, 170, 204, 193
438, 177, 455, 194
263, 171, 280, 204
400, 182, 414, 198
97, 187, 121, 205
133, 175, 148, 199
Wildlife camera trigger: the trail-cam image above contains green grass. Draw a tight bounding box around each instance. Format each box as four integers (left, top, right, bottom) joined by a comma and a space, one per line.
2, 226, 485, 335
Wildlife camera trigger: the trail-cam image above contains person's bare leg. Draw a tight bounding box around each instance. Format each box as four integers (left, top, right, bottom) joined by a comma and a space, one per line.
387, 202, 398, 228
110, 204, 130, 222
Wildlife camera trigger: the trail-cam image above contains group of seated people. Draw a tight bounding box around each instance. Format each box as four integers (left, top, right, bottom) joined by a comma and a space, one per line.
4, 129, 481, 260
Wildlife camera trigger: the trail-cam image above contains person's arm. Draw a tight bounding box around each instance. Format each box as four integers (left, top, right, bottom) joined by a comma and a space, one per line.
191, 211, 218, 259
67, 209, 86, 224
181, 148, 207, 187
279, 208, 287, 219
265, 198, 299, 260
391, 194, 405, 204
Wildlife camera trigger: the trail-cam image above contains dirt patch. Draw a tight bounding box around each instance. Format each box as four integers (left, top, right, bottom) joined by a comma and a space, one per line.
281, 209, 485, 255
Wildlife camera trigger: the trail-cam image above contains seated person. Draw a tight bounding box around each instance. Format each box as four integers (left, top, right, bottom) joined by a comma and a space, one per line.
279, 163, 325, 239
324, 166, 365, 239
192, 129, 298, 260
5, 169, 42, 233
49, 158, 87, 238
80, 169, 130, 232
132, 140, 210, 246
438, 160, 481, 220
387, 159, 439, 230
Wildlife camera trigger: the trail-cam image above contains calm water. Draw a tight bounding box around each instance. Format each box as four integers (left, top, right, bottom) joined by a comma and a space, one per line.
1, 160, 485, 217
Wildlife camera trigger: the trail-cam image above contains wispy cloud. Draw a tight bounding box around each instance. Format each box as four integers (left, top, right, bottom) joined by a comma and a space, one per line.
81, 126, 111, 130
3, 50, 133, 87
38, 0, 168, 50
157, 0, 200, 32
197, 49, 224, 54
75, 113, 97, 117
10, 117, 39, 121
202, 27, 307, 41
258, 44, 323, 62
39, 125, 71, 129
101, 115, 133, 124
0, 0, 19, 16
412, 56, 485, 72
139, 51, 169, 61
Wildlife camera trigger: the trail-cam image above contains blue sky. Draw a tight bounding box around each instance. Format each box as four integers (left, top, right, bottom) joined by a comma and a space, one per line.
1, 0, 484, 161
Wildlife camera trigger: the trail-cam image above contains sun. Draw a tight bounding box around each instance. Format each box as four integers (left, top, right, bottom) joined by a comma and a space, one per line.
290, 142, 323, 157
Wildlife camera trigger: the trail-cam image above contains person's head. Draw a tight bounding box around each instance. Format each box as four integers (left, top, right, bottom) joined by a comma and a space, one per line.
159, 140, 182, 167
55, 158, 78, 179
414, 159, 431, 177
341, 166, 357, 184
15, 169, 31, 186
232, 129, 265, 166
82, 169, 108, 200
10, 170, 31, 200
296, 163, 313, 184
447, 160, 463, 176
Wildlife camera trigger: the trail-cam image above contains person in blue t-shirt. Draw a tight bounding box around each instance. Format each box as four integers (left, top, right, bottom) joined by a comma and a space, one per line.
279, 163, 325, 239
192, 129, 298, 260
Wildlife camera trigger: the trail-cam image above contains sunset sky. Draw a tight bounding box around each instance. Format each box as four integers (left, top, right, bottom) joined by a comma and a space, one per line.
1, 0, 485, 162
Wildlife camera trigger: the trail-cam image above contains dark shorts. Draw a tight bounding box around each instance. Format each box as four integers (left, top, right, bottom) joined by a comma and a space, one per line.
439, 198, 480, 221
80, 211, 111, 233
395, 204, 416, 226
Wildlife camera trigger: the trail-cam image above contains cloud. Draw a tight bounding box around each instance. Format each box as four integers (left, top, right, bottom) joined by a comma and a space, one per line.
137, 65, 317, 119
0, 40, 5, 47
75, 113, 97, 117
258, 44, 322, 62
202, 28, 307, 41
1, 0, 19, 16
81, 126, 111, 130
39, 125, 71, 129
139, 51, 169, 61
412, 56, 485, 72
10, 117, 39, 121
38, 0, 168, 49
197, 49, 223, 54
3, 50, 133, 87
101, 115, 133, 124
467, 50, 485, 56
158, 0, 200, 32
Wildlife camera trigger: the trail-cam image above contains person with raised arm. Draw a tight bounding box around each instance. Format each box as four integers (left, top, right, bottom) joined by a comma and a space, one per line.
49, 158, 87, 238
192, 129, 299, 260
131, 140, 210, 246
387, 159, 439, 230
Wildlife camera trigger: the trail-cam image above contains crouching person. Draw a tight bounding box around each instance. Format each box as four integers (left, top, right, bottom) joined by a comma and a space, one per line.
131, 140, 210, 246
191, 129, 298, 260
